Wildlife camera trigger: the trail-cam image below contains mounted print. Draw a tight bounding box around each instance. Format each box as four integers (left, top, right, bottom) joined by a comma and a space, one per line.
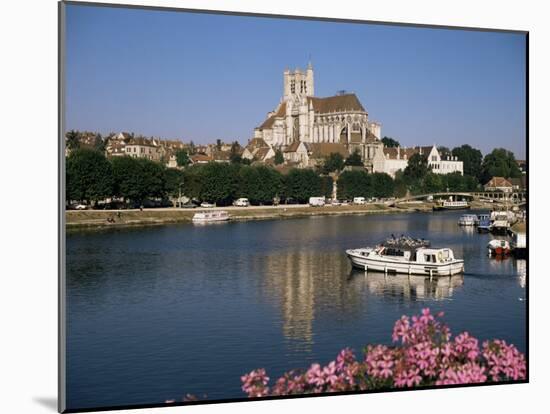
59, 1, 528, 412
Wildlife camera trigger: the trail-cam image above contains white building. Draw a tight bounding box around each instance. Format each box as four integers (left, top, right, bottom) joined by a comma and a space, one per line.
372, 145, 463, 178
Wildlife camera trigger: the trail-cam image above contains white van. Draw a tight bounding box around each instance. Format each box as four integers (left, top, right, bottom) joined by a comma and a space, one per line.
353, 197, 366, 205
233, 198, 250, 207
309, 197, 326, 207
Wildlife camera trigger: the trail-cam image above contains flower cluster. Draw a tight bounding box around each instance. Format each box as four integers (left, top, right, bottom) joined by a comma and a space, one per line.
241, 308, 526, 398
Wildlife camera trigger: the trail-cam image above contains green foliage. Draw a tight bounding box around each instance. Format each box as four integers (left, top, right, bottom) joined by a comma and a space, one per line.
370, 173, 395, 198
163, 168, 185, 198
381, 136, 400, 148
197, 162, 240, 205
66, 148, 113, 203
322, 152, 345, 173
480, 148, 522, 183
403, 153, 429, 180
337, 170, 371, 199
65, 130, 80, 152
93, 134, 105, 152
393, 171, 408, 198
274, 149, 285, 165
175, 149, 190, 167
112, 156, 166, 203
338, 171, 394, 199
452, 144, 483, 179
239, 166, 283, 204
345, 149, 363, 166
320, 175, 334, 199
284, 169, 323, 203
230, 141, 244, 164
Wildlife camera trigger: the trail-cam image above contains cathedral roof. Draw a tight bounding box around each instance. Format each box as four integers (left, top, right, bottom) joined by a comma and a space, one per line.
308, 94, 366, 114
306, 143, 349, 159
257, 103, 287, 130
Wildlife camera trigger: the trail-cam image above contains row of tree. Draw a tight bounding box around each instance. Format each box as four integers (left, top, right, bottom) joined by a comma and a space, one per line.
66, 144, 522, 207
66, 148, 335, 205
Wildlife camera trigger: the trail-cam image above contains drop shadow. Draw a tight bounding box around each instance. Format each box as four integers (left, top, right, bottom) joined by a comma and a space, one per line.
33, 397, 58, 412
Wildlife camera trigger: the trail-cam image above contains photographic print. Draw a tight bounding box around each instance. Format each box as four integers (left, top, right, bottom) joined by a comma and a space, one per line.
60, 1, 528, 412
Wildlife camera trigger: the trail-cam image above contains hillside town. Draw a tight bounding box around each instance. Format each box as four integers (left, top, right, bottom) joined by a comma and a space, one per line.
65, 63, 526, 211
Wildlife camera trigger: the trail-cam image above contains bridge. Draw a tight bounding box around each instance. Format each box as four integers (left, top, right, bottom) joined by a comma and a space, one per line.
389, 191, 527, 206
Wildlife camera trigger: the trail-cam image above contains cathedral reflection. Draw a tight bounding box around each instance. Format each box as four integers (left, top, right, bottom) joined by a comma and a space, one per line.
258, 249, 464, 351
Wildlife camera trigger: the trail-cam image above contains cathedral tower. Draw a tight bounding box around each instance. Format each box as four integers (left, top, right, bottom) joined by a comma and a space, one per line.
283, 62, 315, 101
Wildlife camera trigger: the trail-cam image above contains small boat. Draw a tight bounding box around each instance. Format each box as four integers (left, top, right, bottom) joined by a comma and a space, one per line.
477, 217, 492, 233
490, 211, 511, 234
433, 200, 470, 211
192, 210, 230, 223
458, 214, 479, 226
487, 239, 511, 256
346, 239, 464, 276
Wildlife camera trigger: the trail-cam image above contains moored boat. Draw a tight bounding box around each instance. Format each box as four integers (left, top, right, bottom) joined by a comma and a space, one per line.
477, 217, 492, 233
433, 200, 470, 211
487, 239, 511, 256
192, 210, 230, 223
346, 239, 464, 276
458, 214, 479, 226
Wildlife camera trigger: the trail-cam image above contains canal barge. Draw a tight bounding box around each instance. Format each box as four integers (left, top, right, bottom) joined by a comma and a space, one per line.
433, 200, 470, 211
346, 240, 464, 276
192, 210, 230, 223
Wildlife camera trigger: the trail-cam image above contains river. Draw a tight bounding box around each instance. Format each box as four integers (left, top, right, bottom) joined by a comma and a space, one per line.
65, 211, 526, 410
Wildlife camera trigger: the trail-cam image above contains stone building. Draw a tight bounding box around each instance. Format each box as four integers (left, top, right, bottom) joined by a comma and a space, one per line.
253, 63, 383, 169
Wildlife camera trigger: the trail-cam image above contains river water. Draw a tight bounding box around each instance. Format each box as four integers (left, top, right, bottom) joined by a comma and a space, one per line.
65, 211, 526, 410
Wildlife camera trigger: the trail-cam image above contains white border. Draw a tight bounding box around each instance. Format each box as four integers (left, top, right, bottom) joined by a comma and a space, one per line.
2, 1, 547, 413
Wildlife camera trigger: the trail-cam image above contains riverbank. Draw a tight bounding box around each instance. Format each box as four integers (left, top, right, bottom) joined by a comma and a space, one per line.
66, 200, 494, 231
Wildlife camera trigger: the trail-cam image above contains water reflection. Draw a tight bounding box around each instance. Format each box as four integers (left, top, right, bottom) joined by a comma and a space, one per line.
259, 249, 464, 350
351, 270, 464, 301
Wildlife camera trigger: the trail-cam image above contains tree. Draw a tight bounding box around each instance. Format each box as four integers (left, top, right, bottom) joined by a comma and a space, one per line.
216, 139, 222, 151
403, 153, 429, 180
239, 166, 283, 204
112, 157, 166, 203
93, 133, 105, 153
322, 152, 345, 173
345, 149, 363, 166
371, 173, 395, 198
66, 148, 113, 203
451, 144, 483, 179
230, 141, 243, 164
197, 162, 240, 205
65, 130, 80, 152
320, 176, 334, 199
337, 170, 371, 200
480, 148, 522, 183
188, 141, 196, 155
163, 168, 185, 198
175, 149, 190, 167
423, 172, 445, 194
381, 136, 400, 148
274, 149, 285, 165
284, 169, 322, 203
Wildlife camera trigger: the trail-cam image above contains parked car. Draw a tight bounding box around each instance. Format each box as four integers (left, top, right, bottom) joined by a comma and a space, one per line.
74, 204, 87, 210
180, 203, 197, 209
200, 202, 216, 208
353, 197, 366, 205
233, 198, 250, 207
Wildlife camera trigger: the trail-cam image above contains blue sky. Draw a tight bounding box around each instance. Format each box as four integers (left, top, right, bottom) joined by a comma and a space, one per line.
65, 4, 526, 158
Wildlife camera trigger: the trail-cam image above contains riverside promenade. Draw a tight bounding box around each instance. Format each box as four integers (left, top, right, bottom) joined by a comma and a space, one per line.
65, 200, 494, 230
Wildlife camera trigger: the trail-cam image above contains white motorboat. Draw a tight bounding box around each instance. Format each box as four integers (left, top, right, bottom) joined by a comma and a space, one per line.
192, 210, 230, 223
346, 241, 464, 276
487, 239, 511, 256
458, 214, 479, 226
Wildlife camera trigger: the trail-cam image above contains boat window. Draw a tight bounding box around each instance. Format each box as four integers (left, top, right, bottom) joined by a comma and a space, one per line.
425, 254, 431, 262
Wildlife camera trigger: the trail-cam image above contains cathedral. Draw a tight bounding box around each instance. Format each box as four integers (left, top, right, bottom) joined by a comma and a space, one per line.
253, 63, 383, 170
